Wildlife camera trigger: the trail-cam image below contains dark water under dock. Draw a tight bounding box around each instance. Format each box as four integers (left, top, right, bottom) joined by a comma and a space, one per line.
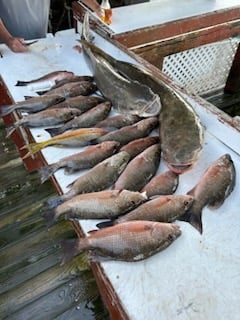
0, 119, 109, 320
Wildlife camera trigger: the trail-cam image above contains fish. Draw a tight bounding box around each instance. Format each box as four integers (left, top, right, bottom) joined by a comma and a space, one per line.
114, 194, 194, 224
0, 94, 65, 117
46, 151, 130, 208
80, 28, 204, 174
113, 143, 161, 191
43, 189, 148, 226
47, 75, 94, 90
94, 117, 159, 146
80, 13, 161, 117
49, 95, 105, 111
181, 153, 236, 234
39, 81, 97, 98
61, 220, 181, 264
95, 114, 142, 130
5, 107, 82, 137
120, 136, 160, 159
15, 70, 74, 86
39, 141, 120, 183
141, 170, 179, 197
46, 101, 112, 136
21, 127, 108, 159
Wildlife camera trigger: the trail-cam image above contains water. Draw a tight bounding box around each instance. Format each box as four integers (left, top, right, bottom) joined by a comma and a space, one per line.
0, 118, 109, 319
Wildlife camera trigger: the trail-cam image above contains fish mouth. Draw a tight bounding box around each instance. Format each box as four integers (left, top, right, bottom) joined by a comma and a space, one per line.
167, 163, 193, 174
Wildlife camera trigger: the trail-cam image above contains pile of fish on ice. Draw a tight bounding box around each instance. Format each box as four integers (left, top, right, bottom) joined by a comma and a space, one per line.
1, 13, 236, 265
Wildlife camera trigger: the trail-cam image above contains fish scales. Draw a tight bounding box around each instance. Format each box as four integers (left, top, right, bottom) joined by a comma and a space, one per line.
96, 114, 142, 130
61, 221, 181, 264
95, 117, 159, 146
39, 141, 120, 183
113, 143, 161, 191
50, 95, 105, 111
46, 101, 112, 137
182, 153, 236, 234
43, 189, 148, 226
46, 151, 130, 208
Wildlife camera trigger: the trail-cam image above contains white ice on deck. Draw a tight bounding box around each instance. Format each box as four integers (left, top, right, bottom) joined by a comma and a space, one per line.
0, 29, 240, 320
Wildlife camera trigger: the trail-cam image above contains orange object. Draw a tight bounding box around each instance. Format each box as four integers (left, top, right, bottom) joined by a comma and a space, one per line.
100, 0, 112, 25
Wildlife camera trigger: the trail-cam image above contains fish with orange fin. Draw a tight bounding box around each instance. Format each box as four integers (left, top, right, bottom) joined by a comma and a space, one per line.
61, 221, 181, 264
181, 153, 236, 234
21, 127, 108, 159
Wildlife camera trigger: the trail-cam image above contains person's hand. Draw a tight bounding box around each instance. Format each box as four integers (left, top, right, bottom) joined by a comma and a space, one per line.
6, 37, 28, 53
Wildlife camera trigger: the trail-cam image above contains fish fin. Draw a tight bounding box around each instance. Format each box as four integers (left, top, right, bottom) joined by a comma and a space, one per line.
21, 141, 46, 159
189, 210, 203, 234
42, 209, 57, 228
45, 195, 64, 209
39, 164, 57, 183
36, 91, 47, 95
60, 239, 80, 265
15, 80, 29, 86
45, 127, 62, 137
96, 220, 115, 229
5, 125, 16, 138
0, 105, 15, 117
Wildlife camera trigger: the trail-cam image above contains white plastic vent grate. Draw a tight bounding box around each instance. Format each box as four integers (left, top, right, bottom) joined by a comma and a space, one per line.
162, 38, 240, 95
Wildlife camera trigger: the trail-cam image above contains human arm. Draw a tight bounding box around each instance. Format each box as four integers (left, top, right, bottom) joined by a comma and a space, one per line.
0, 18, 28, 53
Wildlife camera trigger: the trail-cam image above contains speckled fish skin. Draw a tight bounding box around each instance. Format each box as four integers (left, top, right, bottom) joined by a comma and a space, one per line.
116, 194, 194, 224
95, 117, 159, 146
0, 94, 65, 117
46, 101, 112, 136
141, 170, 179, 197
182, 153, 236, 234
50, 75, 94, 89
15, 70, 74, 86
41, 81, 97, 98
81, 13, 161, 118
95, 114, 142, 130
159, 89, 204, 174
120, 136, 160, 159
50, 95, 105, 111
61, 221, 181, 264
46, 151, 130, 208
39, 141, 120, 183
113, 143, 161, 191
44, 189, 148, 226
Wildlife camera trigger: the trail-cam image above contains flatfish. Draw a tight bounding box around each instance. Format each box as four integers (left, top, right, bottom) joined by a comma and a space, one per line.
81, 13, 161, 118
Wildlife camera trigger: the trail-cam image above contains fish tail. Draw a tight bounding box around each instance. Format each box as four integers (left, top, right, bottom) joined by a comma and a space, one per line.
0, 105, 15, 117
45, 127, 63, 137
39, 164, 58, 183
5, 125, 16, 138
96, 220, 115, 229
60, 239, 81, 265
180, 207, 203, 234
21, 141, 49, 159
45, 195, 64, 209
42, 209, 57, 228
15, 80, 30, 86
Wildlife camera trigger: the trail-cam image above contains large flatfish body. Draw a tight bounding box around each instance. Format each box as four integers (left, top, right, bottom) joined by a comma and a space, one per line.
80, 13, 161, 118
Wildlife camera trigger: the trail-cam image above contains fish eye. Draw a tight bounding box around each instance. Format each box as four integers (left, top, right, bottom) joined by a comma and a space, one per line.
168, 234, 174, 241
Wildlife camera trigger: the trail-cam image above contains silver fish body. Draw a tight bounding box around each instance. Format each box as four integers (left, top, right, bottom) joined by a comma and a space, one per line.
96, 114, 142, 130
42, 81, 97, 98
51, 95, 105, 111
46, 151, 130, 208
44, 189, 148, 225
113, 143, 161, 191
61, 221, 181, 264
15, 70, 74, 86
50, 75, 94, 89
39, 141, 120, 183
0, 94, 65, 117
183, 153, 236, 234
81, 13, 161, 118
